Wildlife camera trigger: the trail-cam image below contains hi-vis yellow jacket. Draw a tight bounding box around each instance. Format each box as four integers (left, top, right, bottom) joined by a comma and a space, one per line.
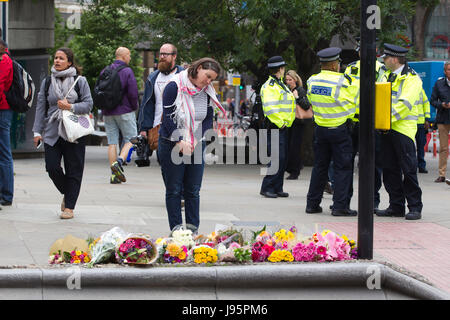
260, 76, 295, 128
417, 88, 431, 125
344, 60, 388, 122
306, 70, 359, 127
381, 65, 423, 142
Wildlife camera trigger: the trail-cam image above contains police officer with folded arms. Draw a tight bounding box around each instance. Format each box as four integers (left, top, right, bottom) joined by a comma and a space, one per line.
259, 56, 296, 198
376, 43, 423, 220
305, 47, 359, 216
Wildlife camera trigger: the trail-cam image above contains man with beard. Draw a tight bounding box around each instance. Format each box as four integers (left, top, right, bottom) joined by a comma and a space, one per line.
103, 47, 139, 184
138, 43, 184, 158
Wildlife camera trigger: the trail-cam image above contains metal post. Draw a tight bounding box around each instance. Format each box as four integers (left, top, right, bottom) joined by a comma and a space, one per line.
358, 0, 377, 260
1, 2, 7, 42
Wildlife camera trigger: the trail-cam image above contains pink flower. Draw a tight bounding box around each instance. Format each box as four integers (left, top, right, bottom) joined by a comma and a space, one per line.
229, 242, 241, 249
317, 246, 327, 256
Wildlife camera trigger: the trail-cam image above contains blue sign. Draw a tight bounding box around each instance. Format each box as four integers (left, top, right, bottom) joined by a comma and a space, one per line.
409, 61, 446, 122
311, 85, 332, 96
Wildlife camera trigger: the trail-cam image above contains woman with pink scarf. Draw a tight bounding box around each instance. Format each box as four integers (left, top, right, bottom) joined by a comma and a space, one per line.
158, 57, 225, 232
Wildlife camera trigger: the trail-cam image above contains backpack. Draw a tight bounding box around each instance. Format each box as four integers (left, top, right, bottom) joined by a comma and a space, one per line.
4, 52, 36, 113
44, 75, 82, 117
92, 64, 127, 110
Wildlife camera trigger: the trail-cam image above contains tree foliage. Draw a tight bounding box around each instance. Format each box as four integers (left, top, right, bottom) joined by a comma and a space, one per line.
69, 0, 143, 91
135, 0, 424, 87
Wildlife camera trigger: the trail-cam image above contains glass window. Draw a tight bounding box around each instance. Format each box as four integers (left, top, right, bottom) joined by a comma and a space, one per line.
425, 0, 450, 60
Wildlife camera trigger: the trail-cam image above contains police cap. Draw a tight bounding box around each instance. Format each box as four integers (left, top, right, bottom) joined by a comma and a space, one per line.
317, 47, 342, 62
381, 43, 408, 58
267, 56, 287, 68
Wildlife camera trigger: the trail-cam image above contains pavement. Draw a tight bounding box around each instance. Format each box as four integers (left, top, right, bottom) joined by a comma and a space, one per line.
1, 145, 449, 296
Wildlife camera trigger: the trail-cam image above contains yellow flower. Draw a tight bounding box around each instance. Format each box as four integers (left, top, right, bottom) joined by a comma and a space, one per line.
73, 259, 81, 264
84, 256, 90, 263
167, 243, 181, 257
75, 250, 82, 256
178, 251, 186, 260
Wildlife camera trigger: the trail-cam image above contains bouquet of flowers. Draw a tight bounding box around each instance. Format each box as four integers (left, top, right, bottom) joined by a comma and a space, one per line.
292, 230, 353, 262
171, 227, 196, 249
48, 252, 64, 265
87, 227, 128, 267
192, 245, 218, 264
116, 234, 158, 265
160, 242, 189, 264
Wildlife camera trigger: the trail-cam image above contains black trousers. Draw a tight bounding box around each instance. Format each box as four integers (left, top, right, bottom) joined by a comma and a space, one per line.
307, 124, 353, 210
286, 118, 305, 177
44, 137, 86, 210
380, 130, 422, 213
261, 127, 288, 194
349, 122, 383, 208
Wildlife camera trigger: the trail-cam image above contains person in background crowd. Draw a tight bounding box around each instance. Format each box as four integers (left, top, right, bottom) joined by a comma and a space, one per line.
158, 57, 225, 232
305, 47, 359, 217
138, 43, 184, 157
259, 56, 296, 198
430, 61, 450, 183
32, 47, 93, 219
0, 39, 14, 209
415, 89, 431, 174
284, 69, 311, 180
375, 43, 423, 220
103, 47, 139, 184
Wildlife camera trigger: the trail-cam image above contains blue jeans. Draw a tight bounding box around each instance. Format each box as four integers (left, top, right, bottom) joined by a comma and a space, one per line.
158, 137, 205, 231
0, 109, 14, 202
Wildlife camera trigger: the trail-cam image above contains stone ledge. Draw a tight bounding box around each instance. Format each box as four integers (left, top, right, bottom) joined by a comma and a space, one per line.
0, 262, 448, 300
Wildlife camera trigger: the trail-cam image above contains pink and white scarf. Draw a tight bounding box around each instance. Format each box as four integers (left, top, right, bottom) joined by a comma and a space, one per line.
171, 70, 225, 146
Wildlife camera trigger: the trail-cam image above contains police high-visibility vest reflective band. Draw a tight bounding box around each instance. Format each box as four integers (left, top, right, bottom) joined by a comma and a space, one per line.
344, 60, 388, 123
381, 65, 423, 142
260, 76, 295, 128
417, 88, 431, 125
307, 70, 359, 127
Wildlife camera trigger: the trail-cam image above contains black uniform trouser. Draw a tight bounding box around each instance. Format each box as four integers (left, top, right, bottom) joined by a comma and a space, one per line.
349, 122, 383, 208
44, 137, 86, 210
261, 127, 288, 194
381, 130, 423, 213
307, 124, 353, 210
286, 119, 305, 177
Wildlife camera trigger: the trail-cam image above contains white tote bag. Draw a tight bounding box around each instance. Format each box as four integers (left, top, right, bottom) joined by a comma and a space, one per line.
61, 76, 94, 143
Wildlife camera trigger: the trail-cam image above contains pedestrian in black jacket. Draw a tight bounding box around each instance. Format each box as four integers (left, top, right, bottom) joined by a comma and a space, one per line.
430, 61, 450, 183
284, 70, 312, 180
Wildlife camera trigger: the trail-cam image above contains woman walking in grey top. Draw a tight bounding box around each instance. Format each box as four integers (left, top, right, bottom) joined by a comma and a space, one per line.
32, 47, 93, 219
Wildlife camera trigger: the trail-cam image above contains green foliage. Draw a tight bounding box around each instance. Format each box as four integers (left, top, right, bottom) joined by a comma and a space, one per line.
233, 247, 252, 263
70, 0, 143, 93
49, 9, 74, 60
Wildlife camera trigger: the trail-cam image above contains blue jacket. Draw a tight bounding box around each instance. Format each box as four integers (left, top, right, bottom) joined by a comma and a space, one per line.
430, 77, 450, 124
138, 65, 184, 132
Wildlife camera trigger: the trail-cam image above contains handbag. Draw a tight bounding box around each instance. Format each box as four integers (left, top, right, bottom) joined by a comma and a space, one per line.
61, 76, 94, 143
295, 105, 313, 119
147, 124, 160, 151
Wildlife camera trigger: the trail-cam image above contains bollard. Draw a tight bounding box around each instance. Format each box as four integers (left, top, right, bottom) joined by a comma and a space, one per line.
433, 131, 437, 158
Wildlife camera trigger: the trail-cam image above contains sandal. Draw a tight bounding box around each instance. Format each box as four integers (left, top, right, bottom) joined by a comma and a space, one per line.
60, 210, 74, 219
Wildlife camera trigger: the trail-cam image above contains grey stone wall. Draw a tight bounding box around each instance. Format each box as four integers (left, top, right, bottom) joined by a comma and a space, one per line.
8, 0, 54, 51
7, 0, 54, 155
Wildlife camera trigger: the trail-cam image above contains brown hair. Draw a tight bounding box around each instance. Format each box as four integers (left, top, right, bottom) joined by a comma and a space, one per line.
285, 70, 303, 87
188, 57, 221, 79
55, 47, 81, 74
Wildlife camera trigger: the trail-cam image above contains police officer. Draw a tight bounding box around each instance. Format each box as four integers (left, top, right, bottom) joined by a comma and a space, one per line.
305, 47, 359, 216
260, 56, 296, 198
415, 88, 431, 173
376, 43, 423, 220
344, 37, 388, 213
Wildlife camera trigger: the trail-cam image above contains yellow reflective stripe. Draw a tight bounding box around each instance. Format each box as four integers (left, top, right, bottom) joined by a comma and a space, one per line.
313, 108, 356, 119
264, 107, 295, 115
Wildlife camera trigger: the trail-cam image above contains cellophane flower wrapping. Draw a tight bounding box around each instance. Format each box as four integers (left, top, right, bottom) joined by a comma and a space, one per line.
88, 227, 128, 267
115, 234, 158, 265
